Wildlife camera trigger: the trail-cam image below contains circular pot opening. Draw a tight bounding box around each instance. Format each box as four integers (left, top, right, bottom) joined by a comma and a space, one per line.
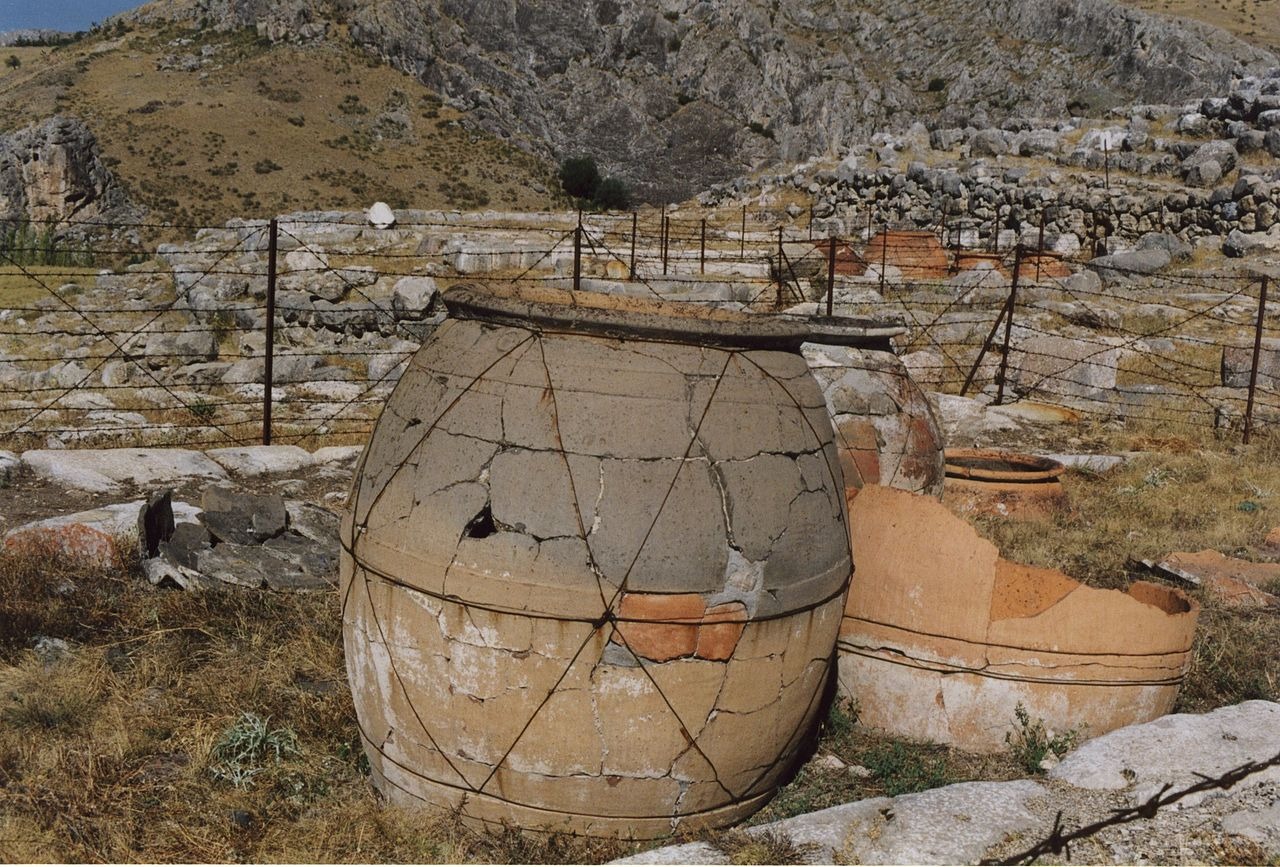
943, 448, 1065, 484
442, 283, 905, 351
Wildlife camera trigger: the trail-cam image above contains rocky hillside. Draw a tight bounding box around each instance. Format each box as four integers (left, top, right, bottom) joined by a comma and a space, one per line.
127, 0, 1279, 201
0, 21, 563, 229
0, 116, 136, 226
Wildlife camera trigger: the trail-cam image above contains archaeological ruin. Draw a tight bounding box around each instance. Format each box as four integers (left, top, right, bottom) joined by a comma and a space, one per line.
339, 285, 905, 835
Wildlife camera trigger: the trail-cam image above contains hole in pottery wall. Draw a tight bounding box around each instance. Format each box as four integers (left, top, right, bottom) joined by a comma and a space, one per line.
464, 503, 496, 539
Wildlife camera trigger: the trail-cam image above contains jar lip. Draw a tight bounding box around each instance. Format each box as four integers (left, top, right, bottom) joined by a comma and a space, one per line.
943, 448, 1066, 482
441, 284, 906, 351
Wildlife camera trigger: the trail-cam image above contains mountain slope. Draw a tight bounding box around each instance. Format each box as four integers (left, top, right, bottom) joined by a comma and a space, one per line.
128, 0, 1279, 201
0, 22, 563, 228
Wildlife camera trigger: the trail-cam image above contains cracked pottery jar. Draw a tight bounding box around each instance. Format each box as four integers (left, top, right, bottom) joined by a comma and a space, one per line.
340, 285, 900, 837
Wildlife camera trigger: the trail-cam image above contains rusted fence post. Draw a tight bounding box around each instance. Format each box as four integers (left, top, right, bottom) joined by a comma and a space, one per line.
878, 222, 888, 294
826, 235, 837, 317
994, 246, 1023, 406
262, 217, 278, 446
628, 210, 637, 281
776, 225, 784, 309
1244, 275, 1270, 445
1036, 209, 1047, 282
991, 205, 1000, 254
740, 204, 746, 261
661, 212, 669, 275
700, 217, 706, 274
1103, 140, 1111, 189
572, 219, 582, 292
808, 203, 814, 240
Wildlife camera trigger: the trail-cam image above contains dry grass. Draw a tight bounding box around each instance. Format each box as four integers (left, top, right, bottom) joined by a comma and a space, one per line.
0, 540, 638, 863
969, 422, 1280, 711
0, 266, 98, 307
0, 23, 563, 232
1121, 0, 1280, 50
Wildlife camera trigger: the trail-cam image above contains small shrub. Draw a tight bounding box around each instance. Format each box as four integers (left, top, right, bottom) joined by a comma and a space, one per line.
254, 158, 282, 174
705, 828, 816, 865
748, 120, 775, 140
592, 176, 631, 210
338, 93, 368, 115
4, 55, 20, 70
1005, 702, 1083, 774
256, 80, 302, 103
209, 712, 300, 788
286, 114, 305, 127
558, 155, 600, 200
189, 400, 217, 422
861, 741, 948, 796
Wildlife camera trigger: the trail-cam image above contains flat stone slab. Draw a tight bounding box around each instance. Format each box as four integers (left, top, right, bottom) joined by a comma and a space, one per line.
312, 445, 364, 466
612, 842, 726, 864
1038, 452, 1131, 473
21, 448, 228, 493
5, 500, 200, 568
1050, 700, 1280, 804
206, 445, 316, 476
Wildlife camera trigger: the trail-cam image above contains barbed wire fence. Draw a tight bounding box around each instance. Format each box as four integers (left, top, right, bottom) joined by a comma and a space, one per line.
0, 206, 1274, 451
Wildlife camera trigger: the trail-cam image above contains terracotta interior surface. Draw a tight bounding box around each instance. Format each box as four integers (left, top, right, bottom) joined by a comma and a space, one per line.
863, 230, 950, 280
340, 306, 852, 837
953, 251, 1009, 277
1017, 252, 1074, 280
837, 485, 1200, 752
944, 449, 1065, 481
943, 448, 1068, 520
812, 238, 869, 275
803, 343, 945, 500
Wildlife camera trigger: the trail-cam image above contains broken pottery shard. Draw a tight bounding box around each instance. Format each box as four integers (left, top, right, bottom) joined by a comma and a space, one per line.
137, 489, 175, 558
195, 542, 312, 589
802, 342, 945, 500
838, 485, 1199, 752
341, 285, 876, 838
1148, 550, 1279, 608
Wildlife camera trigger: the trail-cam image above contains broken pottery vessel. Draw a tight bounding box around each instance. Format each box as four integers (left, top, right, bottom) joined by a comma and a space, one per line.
340, 285, 898, 837
803, 342, 944, 500
943, 448, 1068, 520
838, 485, 1199, 752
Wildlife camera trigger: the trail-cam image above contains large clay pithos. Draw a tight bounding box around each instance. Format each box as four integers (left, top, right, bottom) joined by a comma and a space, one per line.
340, 286, 895, 837
837, 485, 1200, 752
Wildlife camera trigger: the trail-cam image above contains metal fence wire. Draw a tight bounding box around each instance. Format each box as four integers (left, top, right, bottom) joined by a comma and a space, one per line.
0, 209, 1274, 450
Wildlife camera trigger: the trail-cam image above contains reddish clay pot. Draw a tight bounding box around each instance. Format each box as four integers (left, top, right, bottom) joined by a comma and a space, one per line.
953, 251, 1007, 276
942, 448, 1067, 520
863, 230, 949, 280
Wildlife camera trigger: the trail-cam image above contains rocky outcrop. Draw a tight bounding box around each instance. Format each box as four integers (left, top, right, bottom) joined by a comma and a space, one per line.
0, 115, 133, 224
127, 0, 1277, 202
